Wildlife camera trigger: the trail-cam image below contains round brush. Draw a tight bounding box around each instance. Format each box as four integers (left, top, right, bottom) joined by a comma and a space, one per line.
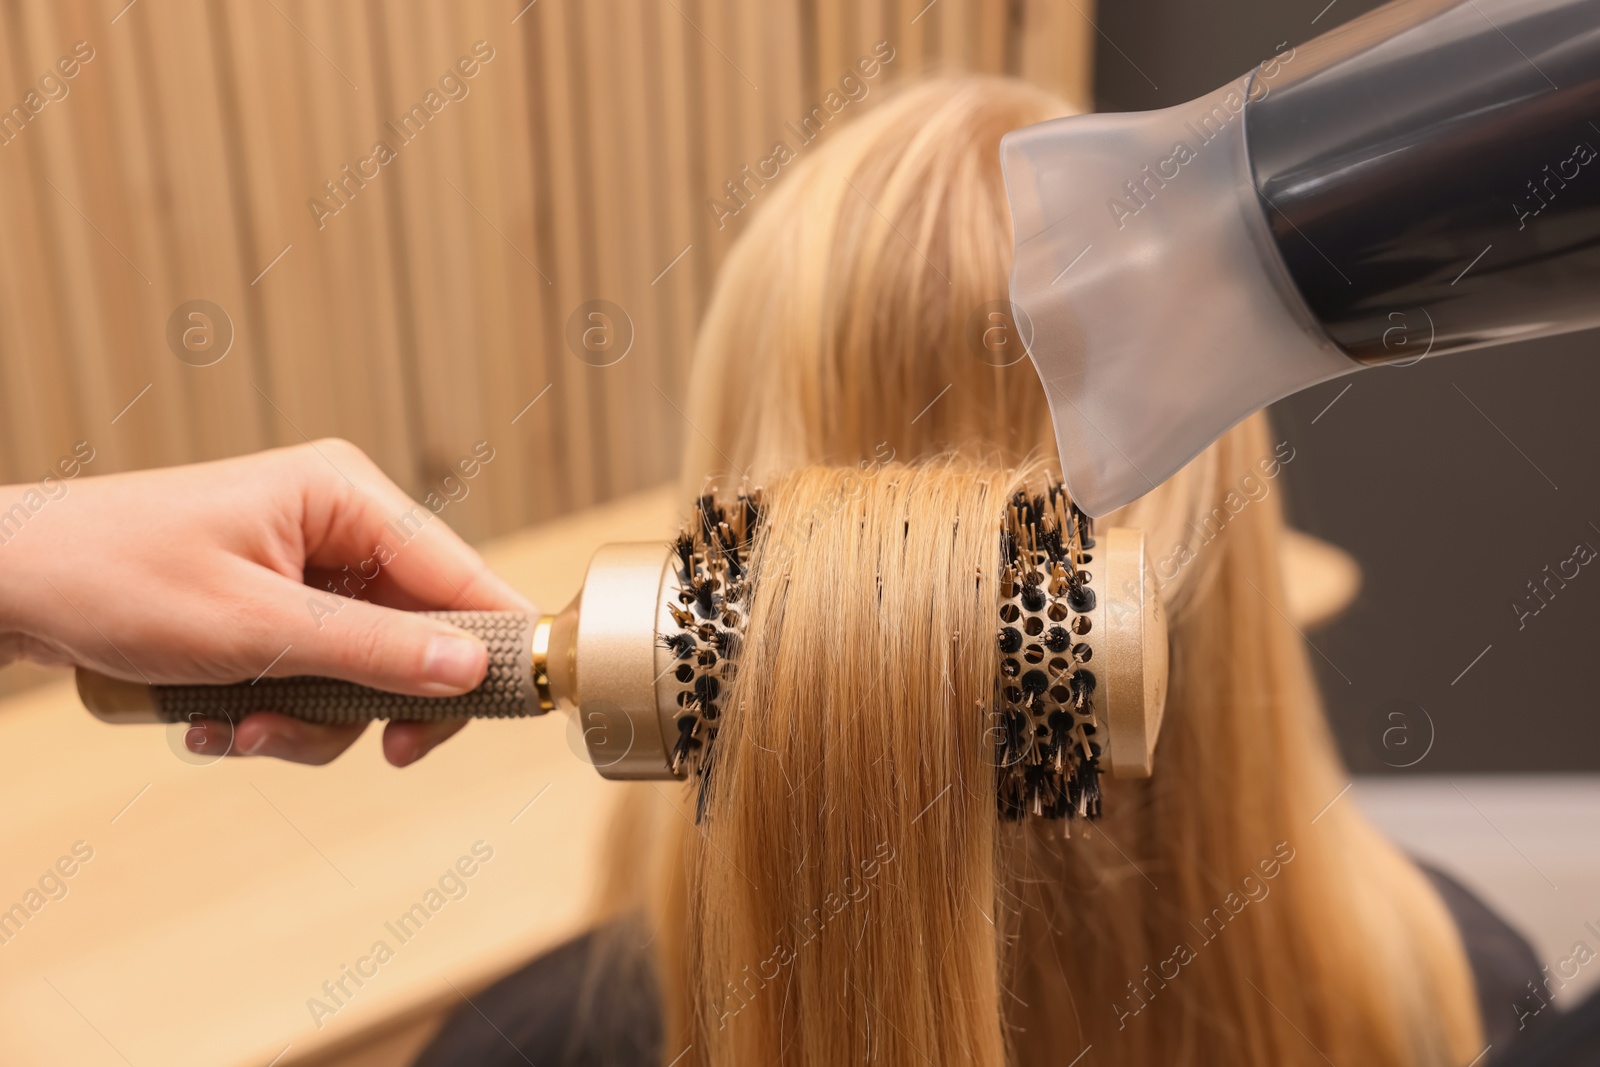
75, 487, 1166, 819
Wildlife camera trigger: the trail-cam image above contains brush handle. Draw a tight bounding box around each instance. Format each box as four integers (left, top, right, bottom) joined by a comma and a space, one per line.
81, 611, 542, 726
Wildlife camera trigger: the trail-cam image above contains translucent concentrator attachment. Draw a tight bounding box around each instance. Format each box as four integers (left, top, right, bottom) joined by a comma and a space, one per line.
1001, 75, 1356, 517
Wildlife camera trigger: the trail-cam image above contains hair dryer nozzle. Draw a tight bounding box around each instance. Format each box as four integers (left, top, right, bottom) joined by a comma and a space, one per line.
1001, 76, 1355, 517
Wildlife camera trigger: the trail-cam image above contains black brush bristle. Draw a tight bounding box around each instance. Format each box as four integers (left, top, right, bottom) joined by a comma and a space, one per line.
673, 531, 696, 582
994, 477, 1102, 825
665, 485, 767, 824
691, 575, 717, 619
695, 494, 719, 541
661, 632, 696, 659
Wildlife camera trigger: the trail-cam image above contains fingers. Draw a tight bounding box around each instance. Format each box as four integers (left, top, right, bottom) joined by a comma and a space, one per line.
186, 713, 367, 766
207, 440, 525, 767
382, 719, 469, 767
294, 439, 536, 614
183, 715, 467, 767
271, 592, 491, 696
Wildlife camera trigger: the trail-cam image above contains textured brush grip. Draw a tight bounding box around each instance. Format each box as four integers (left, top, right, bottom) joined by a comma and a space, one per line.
148, 611, 537, 726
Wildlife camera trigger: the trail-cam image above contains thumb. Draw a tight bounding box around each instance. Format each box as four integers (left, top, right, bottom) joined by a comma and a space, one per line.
277, 597, 489, 696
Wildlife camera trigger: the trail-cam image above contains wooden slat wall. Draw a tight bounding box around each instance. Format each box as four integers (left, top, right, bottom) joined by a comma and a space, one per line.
0, 0, 1092, 544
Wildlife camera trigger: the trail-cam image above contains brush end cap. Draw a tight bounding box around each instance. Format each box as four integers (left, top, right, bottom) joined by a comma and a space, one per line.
1101, 527, 1168, 778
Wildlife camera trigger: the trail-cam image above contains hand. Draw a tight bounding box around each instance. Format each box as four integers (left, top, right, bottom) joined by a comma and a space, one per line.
0, 439, 536, 766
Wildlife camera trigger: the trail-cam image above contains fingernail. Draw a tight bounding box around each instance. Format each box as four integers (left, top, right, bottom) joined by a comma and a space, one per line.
185, 725, 209, 753
243, 731, 275, 757
423, 634, 486, 692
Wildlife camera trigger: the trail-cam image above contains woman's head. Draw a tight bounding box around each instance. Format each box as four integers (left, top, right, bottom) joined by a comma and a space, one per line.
634, 76, 1481, 1066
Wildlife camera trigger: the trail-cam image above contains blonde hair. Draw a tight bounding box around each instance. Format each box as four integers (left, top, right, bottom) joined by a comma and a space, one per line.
607, 77, 1482, 1066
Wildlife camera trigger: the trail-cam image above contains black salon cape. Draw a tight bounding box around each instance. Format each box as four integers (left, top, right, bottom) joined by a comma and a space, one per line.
411, 865, 1548, 1067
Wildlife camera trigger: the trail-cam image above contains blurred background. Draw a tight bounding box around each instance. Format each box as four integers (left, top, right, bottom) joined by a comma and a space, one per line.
0, 0, 1087, 545
1, 0, 1596, 1064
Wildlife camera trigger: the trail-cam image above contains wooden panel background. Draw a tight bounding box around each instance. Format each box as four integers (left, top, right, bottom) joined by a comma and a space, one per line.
0, 0, 1092, 545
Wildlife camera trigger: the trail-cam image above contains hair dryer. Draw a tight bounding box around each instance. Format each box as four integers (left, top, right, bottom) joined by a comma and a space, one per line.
1002, 0, 1600, 516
